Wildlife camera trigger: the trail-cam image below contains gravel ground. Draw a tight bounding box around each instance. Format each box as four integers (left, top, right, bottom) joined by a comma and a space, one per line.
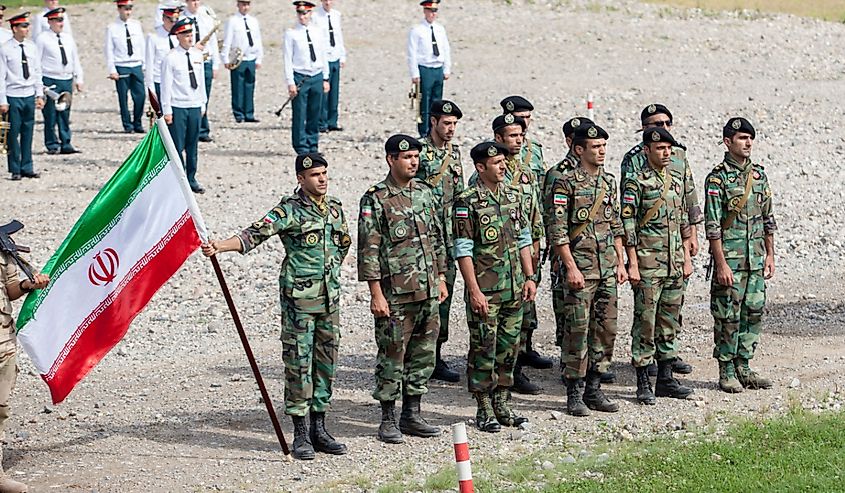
2, 0, 844, 491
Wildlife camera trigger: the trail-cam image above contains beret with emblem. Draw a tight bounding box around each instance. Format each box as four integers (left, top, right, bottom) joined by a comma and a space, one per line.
500, 95, 534, 114
562, 116, 594, 138
573, 123, 609, 142
385, 134, 422, 154
492, 113, 526, 132
429, 99, 462, 119
723, 117, 755, 139
640, 103, 672, 124
470, 141, 509, 164
295, 152, 328, 174
644, 127, 679, 147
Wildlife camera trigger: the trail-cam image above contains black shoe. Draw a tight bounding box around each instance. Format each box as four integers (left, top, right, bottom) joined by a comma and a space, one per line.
473, 392, 502, 433
309, 411, 347, 455
245, 118, 260, 123
191, 184, 206, 194
21, 172, 40, 179
319, 128, 329, 133
60, 147, 81, 154
512, 365, 541, 395
518, 349, 554, 370
328, 126, 344, 132
672, 357, 693, 374
291, 416, 315, 460
398, 394, 441, 438
123, 128, 134, 133
635, 366, 656, 405
10, 174, 21, 181
378, 401, 404, 444
600, 370, 617, 384
198, 136, 214, 143
431, 358, 460, 383
133, 128, 145, 134
235, 118, 244, 123
46, 148, 60, 155
655, 359, 694, 399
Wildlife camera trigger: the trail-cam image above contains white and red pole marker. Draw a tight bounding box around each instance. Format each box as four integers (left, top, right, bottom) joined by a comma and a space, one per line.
587, 94, 595, 120
452, 422, 474, 493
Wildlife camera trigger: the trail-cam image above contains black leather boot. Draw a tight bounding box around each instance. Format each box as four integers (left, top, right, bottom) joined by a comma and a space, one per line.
431, 342, 460, 383
309, 411, 347, 455
565, 378, 590, 417
512, 364, 542, 395
378, 400, 404, 444
635, 366, 656, 405
655, 359, 694, 399
672, 357, 693, 374
291, 415, 315, 460
583, 370, 619, 413
399, 394, 441, 437
517, 331, 554, 369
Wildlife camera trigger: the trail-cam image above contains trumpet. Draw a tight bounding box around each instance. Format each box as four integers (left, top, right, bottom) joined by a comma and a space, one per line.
0, 112, 9, 156
45, 86, 72, 112
226, 47, 243, 70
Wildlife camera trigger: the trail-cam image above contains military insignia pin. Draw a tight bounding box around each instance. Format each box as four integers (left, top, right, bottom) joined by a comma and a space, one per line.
504, 113, 515, 124
399, 139, 410, 151
506, 100, 515, 111
576, 207, 590, 221
647, 104, 657, 114
487, 145, 497, 157
651, 131, 660, 142
303, 156, 313, 168
587, 127, 598, 138
732, 119, 741, 130
480, 215, 491, 225
305, 232, 319, 246
443, 102, 453, 113
570, 118, 580, 128
484, 226, 499, 242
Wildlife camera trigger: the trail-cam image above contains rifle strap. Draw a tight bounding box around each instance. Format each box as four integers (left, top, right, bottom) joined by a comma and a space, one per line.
521, 139, 533, 170
721, 169, 754, 230
427, 143, 453, 188
569, 180, 607, 241
638, 169, 672, 228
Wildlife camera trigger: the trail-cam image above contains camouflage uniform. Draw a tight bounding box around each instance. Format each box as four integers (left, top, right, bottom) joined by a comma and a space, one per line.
357, 175, 447, 401
453, 182, 533, 392
621, 165, 690, 367
416, 137, 464, 345
238, 190, 351, 417
704, 153, 776, 362
547, 166, 624, 379
0, 253, 19, 453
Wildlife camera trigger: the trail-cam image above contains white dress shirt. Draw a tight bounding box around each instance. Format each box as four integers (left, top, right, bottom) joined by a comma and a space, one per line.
222, 13, 263, 65
185, 8, 221, 70
104, 17, 145, 73
312, 6, 346, 64
36, 29, 83, 83
283, 22, 329, 86
407, 19, 451, 79
144, 26, 175, 91
0, 28, 13, 45
32, 8, 74, 40
160, 46, 207, 115
0, 38, 44, 104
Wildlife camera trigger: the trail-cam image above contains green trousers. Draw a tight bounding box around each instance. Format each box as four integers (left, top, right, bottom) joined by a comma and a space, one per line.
291, 72, 322, 155
115, 65, 145, 132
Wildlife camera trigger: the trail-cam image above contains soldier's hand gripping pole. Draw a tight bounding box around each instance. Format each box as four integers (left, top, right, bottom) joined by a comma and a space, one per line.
209, 255, 291, 457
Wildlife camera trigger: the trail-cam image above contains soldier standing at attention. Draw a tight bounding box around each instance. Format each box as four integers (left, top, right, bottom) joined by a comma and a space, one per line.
144, 3, 180, 100
184, 0, 221, 143
284, 1, 330, 155
547, 123, 627, 417
454, 141, 537, 432
222, 0, 263, 123
312, 0, 346, 133
407, 0, 450, 137
416, 99, 464, 383
705, 117, 776, 393
202, 153, 351, 461
621, 103, 701, 377
621, 127, 694, 404
358, 134, 448, 444
105, 0, 145, 133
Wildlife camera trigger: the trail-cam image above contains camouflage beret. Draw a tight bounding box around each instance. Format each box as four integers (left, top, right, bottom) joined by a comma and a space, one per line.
470, 141, 509, 164
295, 152, 328, 174
385, 134, 422, 154
723, 117, 756, 139
562, 116, 594, 138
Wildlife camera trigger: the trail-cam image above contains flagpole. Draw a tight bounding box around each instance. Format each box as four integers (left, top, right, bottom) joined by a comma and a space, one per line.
148, 91, 291, 458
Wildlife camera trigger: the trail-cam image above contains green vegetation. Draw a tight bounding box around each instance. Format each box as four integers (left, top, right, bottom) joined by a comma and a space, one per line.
644, 0, 845, 21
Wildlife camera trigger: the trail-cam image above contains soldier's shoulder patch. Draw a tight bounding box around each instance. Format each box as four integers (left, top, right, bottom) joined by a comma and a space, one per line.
624, 179, 639, 191
621, 204, 635, 219
712, 163, 726, 172
628, 144, 643, 156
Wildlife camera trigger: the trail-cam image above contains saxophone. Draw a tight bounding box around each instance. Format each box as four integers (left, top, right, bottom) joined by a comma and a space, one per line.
198, 21, 221, 62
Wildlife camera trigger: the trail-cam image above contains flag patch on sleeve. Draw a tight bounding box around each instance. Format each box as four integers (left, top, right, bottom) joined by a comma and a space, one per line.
707, 188, 720, 196
455, 207, 469, 219
361, 206, 372, 217
553, 194, 567, 206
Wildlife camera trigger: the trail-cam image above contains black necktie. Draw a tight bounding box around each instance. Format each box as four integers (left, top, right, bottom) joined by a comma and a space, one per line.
169, 35, 174, 50
20, 44, 29, 79
187, 51, 198, 89
125, 23, 134, 56
430, 26, 439, 57
327, 14, 335, 47
57, 33, 68, 66
195, 20, 200, 43
244, 17, 253, 47
306, 28, 316, 62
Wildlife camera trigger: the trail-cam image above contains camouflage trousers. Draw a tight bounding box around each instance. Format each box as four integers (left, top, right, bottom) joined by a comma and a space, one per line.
631, 275, 683, 367
466, 298, 523, 393
519, 264, 543, 352
560, 277, 618, 379
372, 297, 439, 402
436, 258, 457, 345
0, 348, 16, 438
552, 287, 567, 347
711, 269, 765, 362
281, 301, 340, 416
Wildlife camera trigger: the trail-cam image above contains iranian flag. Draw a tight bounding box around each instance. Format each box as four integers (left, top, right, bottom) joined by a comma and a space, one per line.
16, 119, 207, 404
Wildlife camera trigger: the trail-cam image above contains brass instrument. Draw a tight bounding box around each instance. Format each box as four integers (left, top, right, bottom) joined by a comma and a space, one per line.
408, 81, 422, 124
226, 47, 243, 70
198, 21, 222, 62
45, 86, 72, 112
0, 112, 9, 156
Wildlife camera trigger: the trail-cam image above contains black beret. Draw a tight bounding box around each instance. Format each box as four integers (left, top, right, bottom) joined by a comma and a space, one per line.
295, 152, 328, 174
429, 99, 462, 119
500, 95, 534, 114
723, 117, 756, 139
572, 124, 609, 142
470, 141, 509, 163
492, 113, 526, 132
562, 116, 594, 138
643, 127, 679, 147
385, 134, 422, 154
640, 103, 673, 123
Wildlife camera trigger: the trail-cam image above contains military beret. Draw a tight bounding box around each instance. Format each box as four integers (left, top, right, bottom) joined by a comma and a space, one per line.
295, 152, 328, 174
470, 141, 509, 164
385, 134, 422, 154
170, 17, 194, 35
44, 7, 65, 20
429, 99, 462, 119
723, 117, 755, 139
293, 1, 315, 12
643, 127, 679, 147
500, 95, 534, 114
492, 113, 526, 132
640, 103, 672, 124
572, 123, 609, 142
562, 116, 594, 138
8, 12, 30, 26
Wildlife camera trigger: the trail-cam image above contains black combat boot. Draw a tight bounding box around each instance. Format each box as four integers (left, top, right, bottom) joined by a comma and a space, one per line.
399, 394, 441, 437
672, 357, 693, 374
583, 370, 619, 413
309, 411, 347, 455
655, 359, 694, 399
491, 387, 528, 427
512, 364, 542, 395
473, 391, 501, 433
647, 361, 658, 377
565, 378, 590, 417
378, 400, 404, 444
600, 369, 617, 384
517, 331, 554, 369
291, 415, 315, 460
431, 342, 460, 383
635, 365, 656, 405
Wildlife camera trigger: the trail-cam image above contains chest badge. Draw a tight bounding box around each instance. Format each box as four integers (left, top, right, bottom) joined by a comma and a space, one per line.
305, 232, 320, 246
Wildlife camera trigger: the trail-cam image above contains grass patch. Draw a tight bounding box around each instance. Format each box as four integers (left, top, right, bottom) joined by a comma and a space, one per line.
644, 0, 845, 21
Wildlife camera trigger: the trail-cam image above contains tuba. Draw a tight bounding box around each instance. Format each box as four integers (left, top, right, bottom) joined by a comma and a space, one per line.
0, 112, 9, 156
227, 47, 243, 70
45, 86, 72, 112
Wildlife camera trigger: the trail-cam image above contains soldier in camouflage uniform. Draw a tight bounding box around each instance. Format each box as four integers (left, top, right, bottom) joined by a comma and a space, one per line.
500, 96, 555, 376
620, 104, 702, 377
704, 118, 776, 393
454, 141, 537, 432
416, 99, 464, 383
202, 153, 351, 461
621, 127, 695, 405
547, 123, 627, 417
358, 134, 448, 444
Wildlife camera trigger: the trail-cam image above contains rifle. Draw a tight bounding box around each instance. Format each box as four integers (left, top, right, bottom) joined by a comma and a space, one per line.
274, 78, 306, 117
408, 81, 422, 124
0, 220, 34, 281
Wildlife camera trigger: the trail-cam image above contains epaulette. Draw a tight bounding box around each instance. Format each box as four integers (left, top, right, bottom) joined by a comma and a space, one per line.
456, 187, 475, 201
414, 177, 434, 189
365, 183, 386, 195
628, 143, 643, 156
711, 162, 726, 173
532, 139, 543, 148
673, 141, 688, 152
753, 162, 766, 170
327, 195, 343, 206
